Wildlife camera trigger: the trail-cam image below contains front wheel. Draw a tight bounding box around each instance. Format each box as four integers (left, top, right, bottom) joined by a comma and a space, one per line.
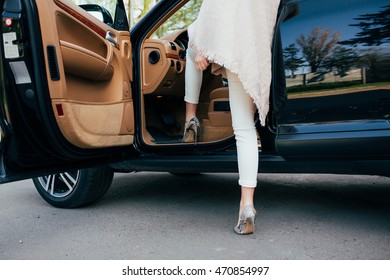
33, 165, 114, 208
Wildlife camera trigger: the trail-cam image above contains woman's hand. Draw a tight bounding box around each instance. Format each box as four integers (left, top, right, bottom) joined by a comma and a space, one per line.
195, 53, 210, 71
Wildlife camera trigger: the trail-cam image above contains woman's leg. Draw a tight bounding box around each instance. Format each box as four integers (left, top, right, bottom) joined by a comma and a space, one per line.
226, 70, 259, 233
226, 70, 258, 190
184, 47, 203, 122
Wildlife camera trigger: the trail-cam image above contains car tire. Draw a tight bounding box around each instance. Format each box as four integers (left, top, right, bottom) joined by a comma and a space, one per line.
32, 165, 114, 208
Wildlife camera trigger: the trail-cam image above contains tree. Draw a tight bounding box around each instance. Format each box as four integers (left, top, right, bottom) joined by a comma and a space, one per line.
154, 0, 203, 38
340, 5, 390, 46
283, 43, 304, 77
296, 27, 340, 73
322, 45, 359, 76
357, 48, 381, 83
133, 0, 160, 24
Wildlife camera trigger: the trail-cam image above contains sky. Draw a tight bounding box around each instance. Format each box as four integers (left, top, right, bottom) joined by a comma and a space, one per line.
281, 0, 388, 46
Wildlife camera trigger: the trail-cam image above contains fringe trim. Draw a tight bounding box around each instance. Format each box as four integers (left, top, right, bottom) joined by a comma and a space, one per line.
189, 42, 270, 126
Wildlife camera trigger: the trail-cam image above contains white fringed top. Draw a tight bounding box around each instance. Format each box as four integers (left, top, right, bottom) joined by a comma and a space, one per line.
188, 0, 281, 125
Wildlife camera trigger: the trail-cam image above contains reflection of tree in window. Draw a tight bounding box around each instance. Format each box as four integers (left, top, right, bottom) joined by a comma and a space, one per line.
322, 46, 359, 77
339, 4, 390, 83
283, 43, 304, 77
296, 27, 340, 73
339, 5, 390, 46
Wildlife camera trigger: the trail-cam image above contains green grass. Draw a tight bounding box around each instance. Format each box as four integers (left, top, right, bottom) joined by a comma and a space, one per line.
287, 81, 390, 95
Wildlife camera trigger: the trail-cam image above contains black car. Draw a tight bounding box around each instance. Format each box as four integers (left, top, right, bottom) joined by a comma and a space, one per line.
1, 0, 389, 208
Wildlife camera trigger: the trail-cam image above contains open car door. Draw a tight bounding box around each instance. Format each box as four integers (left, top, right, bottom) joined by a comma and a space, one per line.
0, 0, 134, 182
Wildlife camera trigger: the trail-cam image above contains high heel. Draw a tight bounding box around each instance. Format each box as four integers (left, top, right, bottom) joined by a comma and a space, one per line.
234, 205, 257, 235
182, 116, 200, 143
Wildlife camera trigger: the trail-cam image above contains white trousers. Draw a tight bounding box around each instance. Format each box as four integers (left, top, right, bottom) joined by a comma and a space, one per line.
185, 49, 258, 188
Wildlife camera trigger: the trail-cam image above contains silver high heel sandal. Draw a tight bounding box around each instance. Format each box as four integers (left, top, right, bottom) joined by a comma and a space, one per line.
182, 116, 200, 143
234, 205, 257, 235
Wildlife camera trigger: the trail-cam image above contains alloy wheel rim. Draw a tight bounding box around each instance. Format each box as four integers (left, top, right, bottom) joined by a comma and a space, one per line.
37, 171, 80, 198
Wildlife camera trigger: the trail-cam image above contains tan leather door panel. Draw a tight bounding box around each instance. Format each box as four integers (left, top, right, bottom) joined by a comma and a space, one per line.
60, 40, 114, 81
35, 0, 134, 148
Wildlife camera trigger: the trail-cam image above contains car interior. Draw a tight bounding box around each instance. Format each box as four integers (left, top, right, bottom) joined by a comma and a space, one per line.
37, 0, 255, 150
141, 29, 234, 145
139, 2, 237, 146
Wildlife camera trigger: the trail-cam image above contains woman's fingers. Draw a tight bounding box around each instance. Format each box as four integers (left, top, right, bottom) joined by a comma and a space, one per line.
195, 53, 210, 71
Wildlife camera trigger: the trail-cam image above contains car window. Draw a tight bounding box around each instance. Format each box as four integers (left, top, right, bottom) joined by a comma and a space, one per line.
278, 0, 390, 124
69, 0, 203, 31
280, 0, 389, 95
70, 0, 164, 28
152, 0, 203, 38
71, 0, 117, 21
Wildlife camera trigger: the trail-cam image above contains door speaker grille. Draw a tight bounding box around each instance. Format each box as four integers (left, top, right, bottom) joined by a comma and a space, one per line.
47, 45, 60, 81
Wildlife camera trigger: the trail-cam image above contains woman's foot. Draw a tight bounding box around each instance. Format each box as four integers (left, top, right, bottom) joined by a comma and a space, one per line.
182, 116, 200, 143
234, 205, 257, 235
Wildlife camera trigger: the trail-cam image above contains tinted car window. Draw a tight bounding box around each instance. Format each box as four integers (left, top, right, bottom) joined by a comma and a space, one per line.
279, 0, 390, 124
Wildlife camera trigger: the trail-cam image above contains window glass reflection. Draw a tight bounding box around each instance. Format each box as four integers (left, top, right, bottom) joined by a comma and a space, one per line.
279, 0, 390, 124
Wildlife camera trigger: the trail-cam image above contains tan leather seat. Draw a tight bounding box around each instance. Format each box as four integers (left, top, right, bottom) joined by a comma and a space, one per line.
201, 87, 233, 142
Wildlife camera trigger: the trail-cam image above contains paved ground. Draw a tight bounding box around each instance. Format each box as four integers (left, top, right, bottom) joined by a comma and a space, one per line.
0, 172, 389, 260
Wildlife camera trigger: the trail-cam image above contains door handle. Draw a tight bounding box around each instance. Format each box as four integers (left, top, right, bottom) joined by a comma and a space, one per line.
106, 31, 119, 49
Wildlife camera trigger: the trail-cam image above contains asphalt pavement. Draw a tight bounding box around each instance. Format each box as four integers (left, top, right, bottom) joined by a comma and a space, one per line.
0, 172, 389, 260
